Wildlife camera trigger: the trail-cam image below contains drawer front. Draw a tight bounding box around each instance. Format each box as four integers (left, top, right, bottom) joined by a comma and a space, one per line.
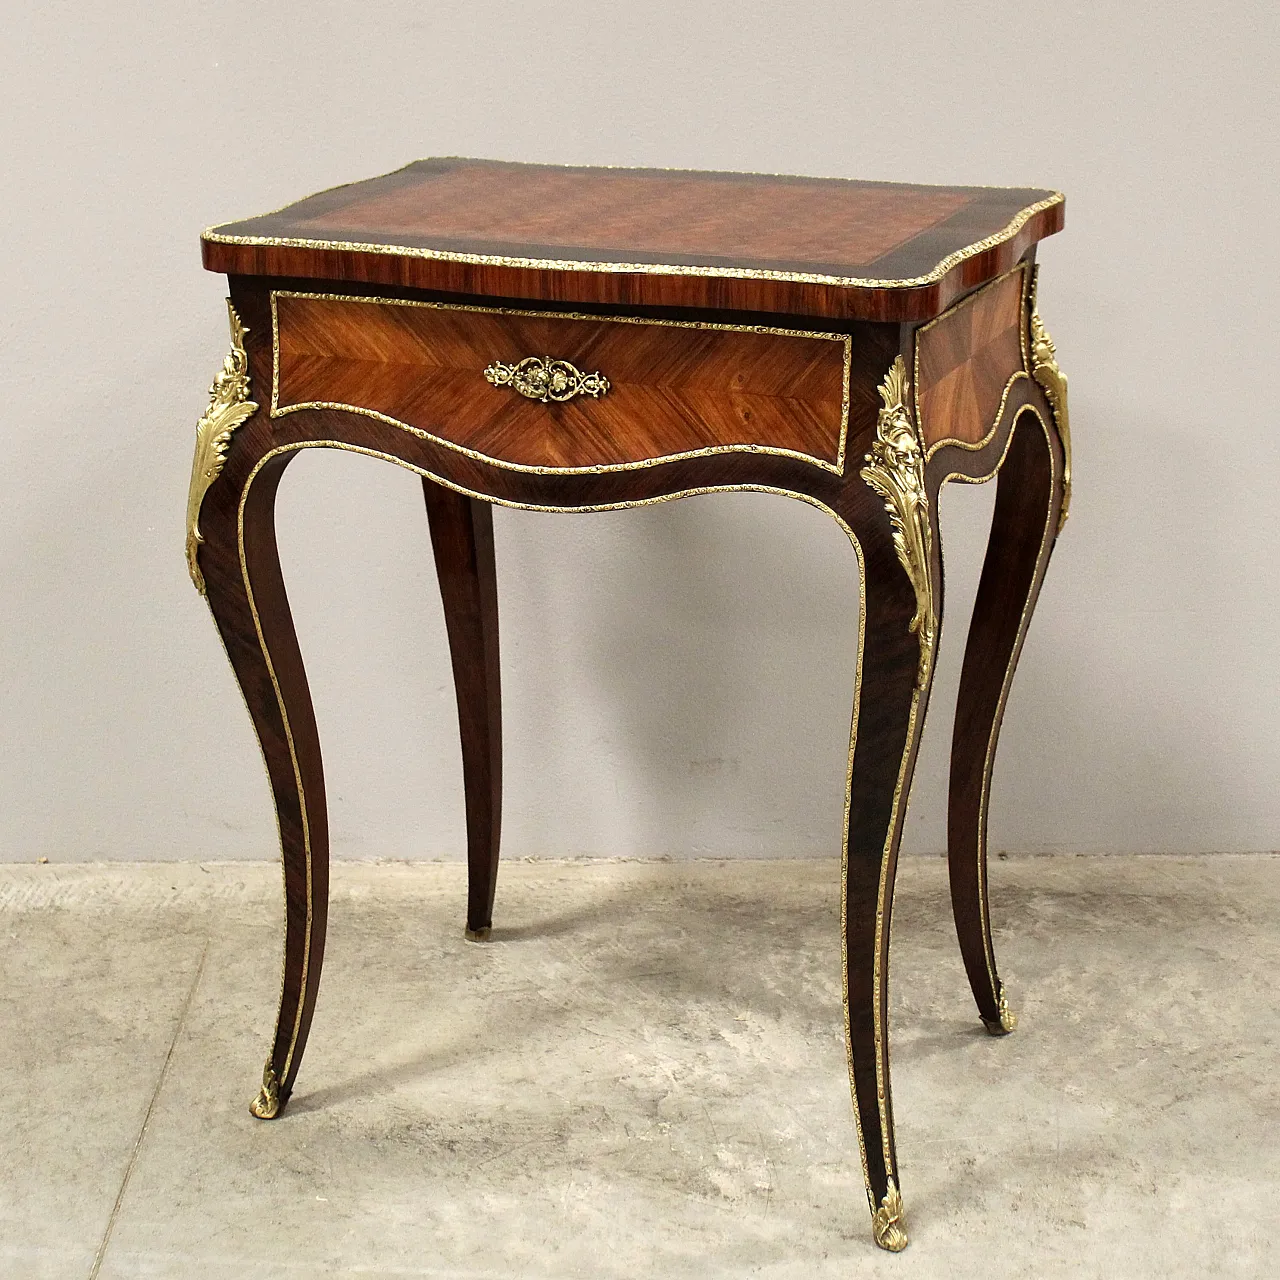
914, 264, 1027, 457
271, 293, 851, 474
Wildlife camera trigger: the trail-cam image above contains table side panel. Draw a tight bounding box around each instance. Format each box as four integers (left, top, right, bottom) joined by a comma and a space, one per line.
272, 293, 851, 474
915, 266, 1027, 455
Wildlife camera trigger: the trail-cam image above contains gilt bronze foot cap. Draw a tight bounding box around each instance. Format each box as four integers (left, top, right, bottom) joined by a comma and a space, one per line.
249, 1061, 283, 1119
872, 1177, 909, 1252
982, 981, 1018, 1035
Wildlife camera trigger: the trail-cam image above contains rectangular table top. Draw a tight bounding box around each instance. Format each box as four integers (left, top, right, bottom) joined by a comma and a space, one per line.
203, 158, 1063, 322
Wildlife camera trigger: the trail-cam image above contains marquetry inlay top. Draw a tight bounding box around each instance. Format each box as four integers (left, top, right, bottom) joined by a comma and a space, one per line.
203, 159, 1064, 321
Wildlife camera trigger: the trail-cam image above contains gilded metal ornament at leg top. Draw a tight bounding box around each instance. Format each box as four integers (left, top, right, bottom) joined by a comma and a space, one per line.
1029, 269, 1071, 531
860, 356, 937, 687
186, 300, 258, 594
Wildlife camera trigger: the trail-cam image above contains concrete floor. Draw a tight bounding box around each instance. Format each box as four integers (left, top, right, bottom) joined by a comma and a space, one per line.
1, 855, 1277, 1279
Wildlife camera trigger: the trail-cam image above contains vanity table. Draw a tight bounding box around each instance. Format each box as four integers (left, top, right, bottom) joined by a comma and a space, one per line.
188, 158, 1069, 1251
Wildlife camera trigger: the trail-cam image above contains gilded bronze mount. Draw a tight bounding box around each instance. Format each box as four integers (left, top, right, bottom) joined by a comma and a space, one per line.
1028, 269, 1071, 531
860, 355, 936, 688
873, 1177, 909, 1251
249, 1060, 282, 1119
982, 980, 1019, 1036
186, 300, 258, 595
483, 355, 609, 403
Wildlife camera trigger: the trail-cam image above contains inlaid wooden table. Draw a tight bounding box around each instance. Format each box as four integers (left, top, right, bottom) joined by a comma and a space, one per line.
187, 158, 1069, 1251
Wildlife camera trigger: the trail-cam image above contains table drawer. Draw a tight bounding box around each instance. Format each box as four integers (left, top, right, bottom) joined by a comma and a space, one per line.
271, 292, 851, 474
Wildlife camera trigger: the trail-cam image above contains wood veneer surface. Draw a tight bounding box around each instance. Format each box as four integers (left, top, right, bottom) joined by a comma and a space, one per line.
916, 267, 1026, 451
273, 293, 850, 472
205, 159, 1063, 321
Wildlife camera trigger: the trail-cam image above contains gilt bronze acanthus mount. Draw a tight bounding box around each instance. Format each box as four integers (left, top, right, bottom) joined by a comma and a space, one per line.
1029, 269, 1071, 530
185, 300, 258, 594
860, 356, 937, 688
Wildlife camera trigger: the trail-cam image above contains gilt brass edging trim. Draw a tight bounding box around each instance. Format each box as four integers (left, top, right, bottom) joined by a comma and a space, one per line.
205, 193, 1063, 292
938, 402, 1060, 1029
270, 291, 852, 477
916, 263, 1029, 464
871, 684, 924, 1204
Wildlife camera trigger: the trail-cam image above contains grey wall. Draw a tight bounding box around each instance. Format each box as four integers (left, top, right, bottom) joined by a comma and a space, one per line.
2, 2, 1277, 862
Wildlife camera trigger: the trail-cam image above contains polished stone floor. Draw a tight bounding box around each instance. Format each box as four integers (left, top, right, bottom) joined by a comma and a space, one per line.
1, 854, 1276, 1278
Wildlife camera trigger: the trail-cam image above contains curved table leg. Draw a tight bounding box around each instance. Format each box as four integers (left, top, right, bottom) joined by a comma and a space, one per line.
947, 407, 1065, 1033
842, 516, 939, 1253
201, 451, 330, 1119
423, 481, 503, 939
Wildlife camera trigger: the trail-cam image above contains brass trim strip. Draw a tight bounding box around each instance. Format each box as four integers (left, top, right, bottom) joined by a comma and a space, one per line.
229, 437, 923, 1227
205, 193, 1063, 292
872, 685, 924, 1183
916, 263, 1030, 463
270, 291, 852, 476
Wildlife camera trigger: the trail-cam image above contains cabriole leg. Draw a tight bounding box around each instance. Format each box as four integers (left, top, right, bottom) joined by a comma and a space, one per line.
423, 481, 503, 940
843, 353, 942, 1251
947, 407, 1065, 1033
199, 450, 330, 1119
841, 525, 937, 1253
